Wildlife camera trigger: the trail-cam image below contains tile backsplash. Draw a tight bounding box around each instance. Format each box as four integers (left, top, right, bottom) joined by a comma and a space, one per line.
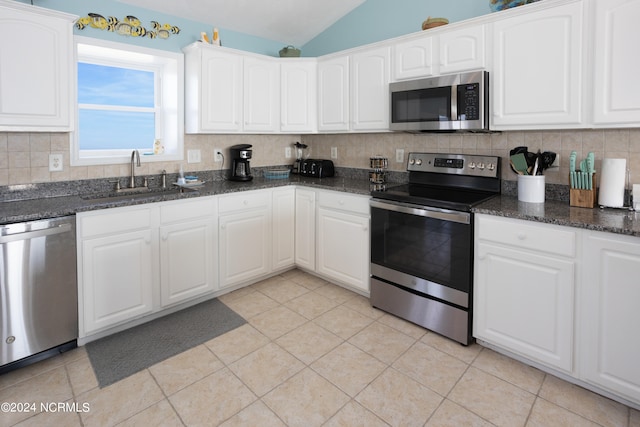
302, 129, 640, 187
1, 129, 639, 188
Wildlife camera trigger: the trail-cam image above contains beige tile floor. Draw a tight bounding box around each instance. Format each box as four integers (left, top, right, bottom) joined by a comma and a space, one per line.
1, 269, 639, 427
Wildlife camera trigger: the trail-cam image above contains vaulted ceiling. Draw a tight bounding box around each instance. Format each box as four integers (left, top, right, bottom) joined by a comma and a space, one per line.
116, 0, 366, 46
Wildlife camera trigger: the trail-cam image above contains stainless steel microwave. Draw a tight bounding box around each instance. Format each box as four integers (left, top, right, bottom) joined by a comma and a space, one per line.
389, 71, 489, 132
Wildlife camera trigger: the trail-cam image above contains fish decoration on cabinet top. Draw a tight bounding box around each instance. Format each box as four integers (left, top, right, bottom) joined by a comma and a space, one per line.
75, 14, 180, 39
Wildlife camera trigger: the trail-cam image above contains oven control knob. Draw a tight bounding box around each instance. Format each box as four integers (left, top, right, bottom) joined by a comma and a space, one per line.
488, 163, 495, 171
478, 163, 485, 170
415, 159, 422, 165
409, 158, 415, 165
468, 162, 476, 169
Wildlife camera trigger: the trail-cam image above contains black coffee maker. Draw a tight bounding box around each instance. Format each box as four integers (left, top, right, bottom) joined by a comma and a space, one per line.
229, 144, 253, 181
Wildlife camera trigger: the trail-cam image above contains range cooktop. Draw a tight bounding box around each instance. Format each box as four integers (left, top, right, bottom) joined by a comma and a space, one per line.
371, 153, 501, 212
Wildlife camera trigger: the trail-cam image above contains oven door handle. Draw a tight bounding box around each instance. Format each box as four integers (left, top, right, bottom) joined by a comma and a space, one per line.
370, 199, 470, 224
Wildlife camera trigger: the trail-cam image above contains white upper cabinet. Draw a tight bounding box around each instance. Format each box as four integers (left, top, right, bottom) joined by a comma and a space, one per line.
317, 55, 350, 132
0, 1, 76, 131
392, 24, 485, 81
592, 0, 640, 127
393, 35, 436, 80
439, 25, 486, 75
281, 60, 317, 132
350, 46, 391, 131
184, 44, 243, 133
243, 56, 280, 132
491, 0, 586, 129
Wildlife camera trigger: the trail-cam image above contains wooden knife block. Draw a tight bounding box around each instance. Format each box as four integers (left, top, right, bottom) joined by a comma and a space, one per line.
569, 173, 597, 208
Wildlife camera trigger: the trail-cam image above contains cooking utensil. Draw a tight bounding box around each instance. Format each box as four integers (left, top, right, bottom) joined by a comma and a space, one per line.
586, 152, 595, 190
510, 153, 529, 175
569, 151, 577, 188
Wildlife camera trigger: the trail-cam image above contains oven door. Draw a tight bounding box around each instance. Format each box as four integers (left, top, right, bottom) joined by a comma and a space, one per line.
370, 199, 472, 308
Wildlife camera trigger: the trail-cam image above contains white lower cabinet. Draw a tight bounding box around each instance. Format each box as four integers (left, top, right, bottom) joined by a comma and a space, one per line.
474, 214, 577, 372
159, 198, 218, 307
218, 190, 271, 288
78, 206, 157, 336
316, 190, 370, 293
272, 187, 296, 271
475, 214, 640, 407
295, 187, 316, 271
78, 197, 217, 338
580, 231, 640, 404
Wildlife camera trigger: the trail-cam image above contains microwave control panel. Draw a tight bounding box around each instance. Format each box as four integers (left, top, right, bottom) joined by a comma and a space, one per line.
458, 83, 480, 121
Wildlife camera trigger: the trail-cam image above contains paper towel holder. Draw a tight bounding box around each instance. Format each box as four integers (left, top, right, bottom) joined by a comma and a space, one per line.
598, 159, 632, 210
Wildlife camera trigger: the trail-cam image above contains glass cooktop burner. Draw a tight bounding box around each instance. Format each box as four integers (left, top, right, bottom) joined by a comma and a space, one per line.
371, 183, 498, 211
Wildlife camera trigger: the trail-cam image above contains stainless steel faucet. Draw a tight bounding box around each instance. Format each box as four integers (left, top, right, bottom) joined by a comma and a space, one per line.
129, 150, 140, 188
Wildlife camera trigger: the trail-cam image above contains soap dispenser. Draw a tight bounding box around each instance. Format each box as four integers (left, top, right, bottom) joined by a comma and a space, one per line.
177, 165, 186, 185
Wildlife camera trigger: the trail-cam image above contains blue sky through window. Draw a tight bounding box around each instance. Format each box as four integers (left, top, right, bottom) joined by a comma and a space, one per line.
78, 62, 156, 150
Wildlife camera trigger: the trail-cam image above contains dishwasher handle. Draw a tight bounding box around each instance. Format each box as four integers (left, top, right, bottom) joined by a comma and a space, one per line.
0, 223, 73, 244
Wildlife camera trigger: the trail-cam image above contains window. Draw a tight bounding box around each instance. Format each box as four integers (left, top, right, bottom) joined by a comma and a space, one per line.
71, 36, 184, 166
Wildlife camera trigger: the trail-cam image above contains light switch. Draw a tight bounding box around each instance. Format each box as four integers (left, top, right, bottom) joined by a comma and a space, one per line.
331, 147, 338, 159
187, 149, 201, 163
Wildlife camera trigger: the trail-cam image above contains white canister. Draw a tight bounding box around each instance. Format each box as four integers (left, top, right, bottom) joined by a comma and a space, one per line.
518, 175, 545, 203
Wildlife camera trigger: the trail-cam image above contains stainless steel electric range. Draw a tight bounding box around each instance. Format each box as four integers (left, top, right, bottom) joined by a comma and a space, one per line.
369, 153, 501, 345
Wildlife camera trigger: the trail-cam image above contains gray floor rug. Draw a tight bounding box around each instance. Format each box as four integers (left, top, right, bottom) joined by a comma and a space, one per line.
86, 298, 246, 388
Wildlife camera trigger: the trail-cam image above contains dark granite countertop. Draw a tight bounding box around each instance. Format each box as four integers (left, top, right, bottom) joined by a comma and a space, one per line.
474, 195, 640, 237
2, 173, 639, 238
0, 175, 374, 225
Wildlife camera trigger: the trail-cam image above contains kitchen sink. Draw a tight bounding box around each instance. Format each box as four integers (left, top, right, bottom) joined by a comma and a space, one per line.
81, 187, 195, 203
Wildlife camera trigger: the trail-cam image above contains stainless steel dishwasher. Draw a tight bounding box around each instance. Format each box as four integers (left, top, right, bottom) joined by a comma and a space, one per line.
1, 215, 78, 373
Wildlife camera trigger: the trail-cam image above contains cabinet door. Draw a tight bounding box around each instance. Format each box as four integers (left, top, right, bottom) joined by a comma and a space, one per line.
592, 0, 640, 126
199, 48, 243, 132
351, 46, 391, 131
393, 35, 436, 81
81, 230, 155, 334
244, 56, 280, 132
159, 219, 216, 307
281, 60, 317, 132
317, 208, 369, 292
295, 188, 316, 271
474, 242, 574, 372
581, 232, 640, 403
219, 209, 271, 288
491, 1, 585, 129
439, 24, 486, 75
272, 187, 295, 271
0, 4, 74, 130
317, 55, 350, 132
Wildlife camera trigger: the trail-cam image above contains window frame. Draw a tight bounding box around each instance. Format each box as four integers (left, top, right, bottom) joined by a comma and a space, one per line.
71, 36, 184, 166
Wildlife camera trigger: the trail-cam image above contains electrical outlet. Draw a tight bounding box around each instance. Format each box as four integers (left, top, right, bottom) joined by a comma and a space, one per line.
285, 147, 292, 159
396, 149, 405, 163
49, 154, 63, 172
214, 149, 223, 162
549, 153, 560, 168
187, 149, 201, 163
331, 147, 338, 159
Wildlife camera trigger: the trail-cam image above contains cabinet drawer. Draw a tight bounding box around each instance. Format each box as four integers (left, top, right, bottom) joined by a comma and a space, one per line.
160, 196, 216, 224
218, 190, 270, 214
477, 215, 576, 257
318, 190, 370, 215
79, 207, 153, 238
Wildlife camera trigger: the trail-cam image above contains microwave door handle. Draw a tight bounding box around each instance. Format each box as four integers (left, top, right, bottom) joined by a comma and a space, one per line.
451, 84, 458, 121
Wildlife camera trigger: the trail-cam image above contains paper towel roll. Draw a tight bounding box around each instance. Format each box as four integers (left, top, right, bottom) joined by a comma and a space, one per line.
598, 158, 627, 208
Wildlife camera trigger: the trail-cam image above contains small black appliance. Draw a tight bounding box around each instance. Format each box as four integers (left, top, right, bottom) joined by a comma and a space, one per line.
299, 159, 335, 178
229, 144, 253, 181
